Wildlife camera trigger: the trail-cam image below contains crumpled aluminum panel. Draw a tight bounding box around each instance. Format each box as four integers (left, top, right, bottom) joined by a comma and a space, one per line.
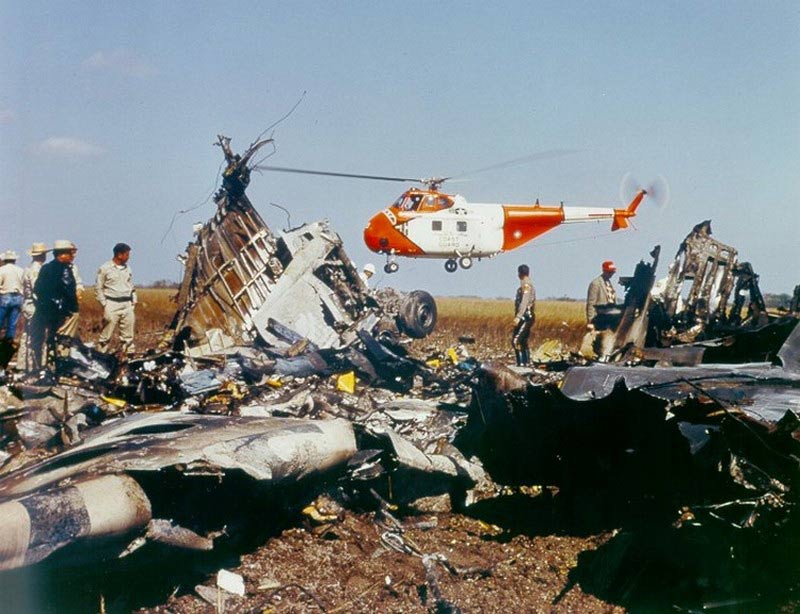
170, 139, 373, 356
0, 414, 357, 498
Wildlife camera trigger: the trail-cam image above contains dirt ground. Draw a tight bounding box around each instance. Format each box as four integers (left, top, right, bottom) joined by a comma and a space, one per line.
142, 507, 623, 614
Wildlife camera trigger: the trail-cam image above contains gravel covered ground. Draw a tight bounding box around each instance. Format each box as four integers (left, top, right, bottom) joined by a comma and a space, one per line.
141, 501, 624, 614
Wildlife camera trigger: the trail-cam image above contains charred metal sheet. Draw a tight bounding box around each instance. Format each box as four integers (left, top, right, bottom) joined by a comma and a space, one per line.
778, 315, 800, 374
458, 326, 800, 531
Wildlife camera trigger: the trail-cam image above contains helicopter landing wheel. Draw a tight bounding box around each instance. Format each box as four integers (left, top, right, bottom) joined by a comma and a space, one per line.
459, 256, 473, 270
444, 259, 458, 273
384, 261, 399, 274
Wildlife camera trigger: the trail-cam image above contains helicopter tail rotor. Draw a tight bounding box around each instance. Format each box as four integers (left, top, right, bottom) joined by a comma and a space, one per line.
619, 173, 671, 210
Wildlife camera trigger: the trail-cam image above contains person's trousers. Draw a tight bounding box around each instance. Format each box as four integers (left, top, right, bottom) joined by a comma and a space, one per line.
0, 293, 22, 340
98, 301, 135, 353
512, 317, 533, 366
17, 302, 35, 371
30, 311, 78, 371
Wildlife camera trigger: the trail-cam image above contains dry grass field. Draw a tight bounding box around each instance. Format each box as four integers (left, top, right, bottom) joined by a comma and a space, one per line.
76, 287, 178, 350
430, 296, 587, 359
75, 288, 587, 357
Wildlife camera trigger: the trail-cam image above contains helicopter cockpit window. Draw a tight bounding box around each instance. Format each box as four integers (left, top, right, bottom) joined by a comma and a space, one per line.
395, 194, 423, 211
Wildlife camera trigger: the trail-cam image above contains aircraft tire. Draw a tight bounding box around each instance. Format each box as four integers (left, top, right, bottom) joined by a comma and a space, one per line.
384, 262, 399, 274
459, 257, 473, 269
398, 290, 438, 339
444, 259, 458, 273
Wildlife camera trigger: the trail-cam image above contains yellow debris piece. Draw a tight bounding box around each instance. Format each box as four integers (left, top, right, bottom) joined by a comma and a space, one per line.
100, 395, 127, 408
302, 504, 339, 523
336, 371, 356, 394
265, 378, 283, 388
425, 358, 441, 369
446, 347, 459, 364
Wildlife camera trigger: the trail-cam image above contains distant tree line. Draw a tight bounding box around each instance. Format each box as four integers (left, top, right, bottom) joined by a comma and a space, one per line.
764, 293, 793, 309
145, 279, 180, 289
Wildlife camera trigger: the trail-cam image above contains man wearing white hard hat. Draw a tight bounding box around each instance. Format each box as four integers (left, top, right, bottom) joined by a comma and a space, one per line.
30, 240, 80, 370
17, 243, 48, 371
360, 263, 376, 288
0, 250, 24, 368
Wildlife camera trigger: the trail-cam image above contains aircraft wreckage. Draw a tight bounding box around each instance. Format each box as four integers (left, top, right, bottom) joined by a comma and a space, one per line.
0, 137, 798, 610
0, 136, 481, 575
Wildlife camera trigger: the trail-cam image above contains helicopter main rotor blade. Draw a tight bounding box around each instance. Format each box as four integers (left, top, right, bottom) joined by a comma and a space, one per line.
257, 165, 424, 184
452, 148, 579, 180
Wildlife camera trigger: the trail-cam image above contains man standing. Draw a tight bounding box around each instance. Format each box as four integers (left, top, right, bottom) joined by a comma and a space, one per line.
586, 260, 618, 325
512, 264, 535, 367
18, 243, 48, 371
95, 243, 136, 354
582, 260, 619, 359
30, 240, 80, 370
0, 251, 24, 367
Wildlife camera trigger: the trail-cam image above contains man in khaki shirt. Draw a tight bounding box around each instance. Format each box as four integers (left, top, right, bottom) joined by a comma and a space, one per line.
95, 243, 137, 354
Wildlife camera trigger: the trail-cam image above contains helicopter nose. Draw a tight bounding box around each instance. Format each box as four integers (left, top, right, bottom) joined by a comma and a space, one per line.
363, 214, 387, 253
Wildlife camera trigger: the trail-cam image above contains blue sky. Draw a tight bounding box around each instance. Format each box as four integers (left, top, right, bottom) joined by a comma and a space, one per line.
1, 1, 798, 299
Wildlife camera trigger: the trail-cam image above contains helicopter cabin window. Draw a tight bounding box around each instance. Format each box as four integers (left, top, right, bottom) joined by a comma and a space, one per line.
457, 221, 467, 232
432, 220, 442, 231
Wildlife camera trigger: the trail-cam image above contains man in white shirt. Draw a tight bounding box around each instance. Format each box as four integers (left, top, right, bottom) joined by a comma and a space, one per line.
0, 251, 24, 342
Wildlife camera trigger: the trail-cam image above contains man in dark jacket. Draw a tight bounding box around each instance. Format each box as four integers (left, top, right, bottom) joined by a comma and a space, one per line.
29, 240, 79, 371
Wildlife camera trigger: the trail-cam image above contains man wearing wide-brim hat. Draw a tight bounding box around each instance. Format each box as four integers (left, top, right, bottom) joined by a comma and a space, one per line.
17, 242, 49, 371
30, 240, 80, 370
0, 249, 25, 368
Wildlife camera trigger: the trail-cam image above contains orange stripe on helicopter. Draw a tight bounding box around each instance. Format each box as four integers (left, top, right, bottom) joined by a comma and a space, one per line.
363, 210, 424, 255
501, 205, 565, 251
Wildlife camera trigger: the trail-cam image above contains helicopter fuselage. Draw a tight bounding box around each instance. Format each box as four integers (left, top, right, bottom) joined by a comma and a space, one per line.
363, 188, 644, 270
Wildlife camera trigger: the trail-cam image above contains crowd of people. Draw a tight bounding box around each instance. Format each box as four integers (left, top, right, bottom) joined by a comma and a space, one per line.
0, 241, 136, 374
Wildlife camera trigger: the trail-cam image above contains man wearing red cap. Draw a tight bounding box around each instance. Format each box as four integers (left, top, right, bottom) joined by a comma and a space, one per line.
586, 260, 618, 325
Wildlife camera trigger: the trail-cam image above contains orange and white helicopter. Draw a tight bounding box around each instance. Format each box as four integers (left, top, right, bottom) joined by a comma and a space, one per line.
261, 160, 663, 274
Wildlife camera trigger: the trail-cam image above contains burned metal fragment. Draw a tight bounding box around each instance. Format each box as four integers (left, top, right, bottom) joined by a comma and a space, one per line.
460, 322, 800, 533
168, 136, 436, 358
0, 414, 358, 569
